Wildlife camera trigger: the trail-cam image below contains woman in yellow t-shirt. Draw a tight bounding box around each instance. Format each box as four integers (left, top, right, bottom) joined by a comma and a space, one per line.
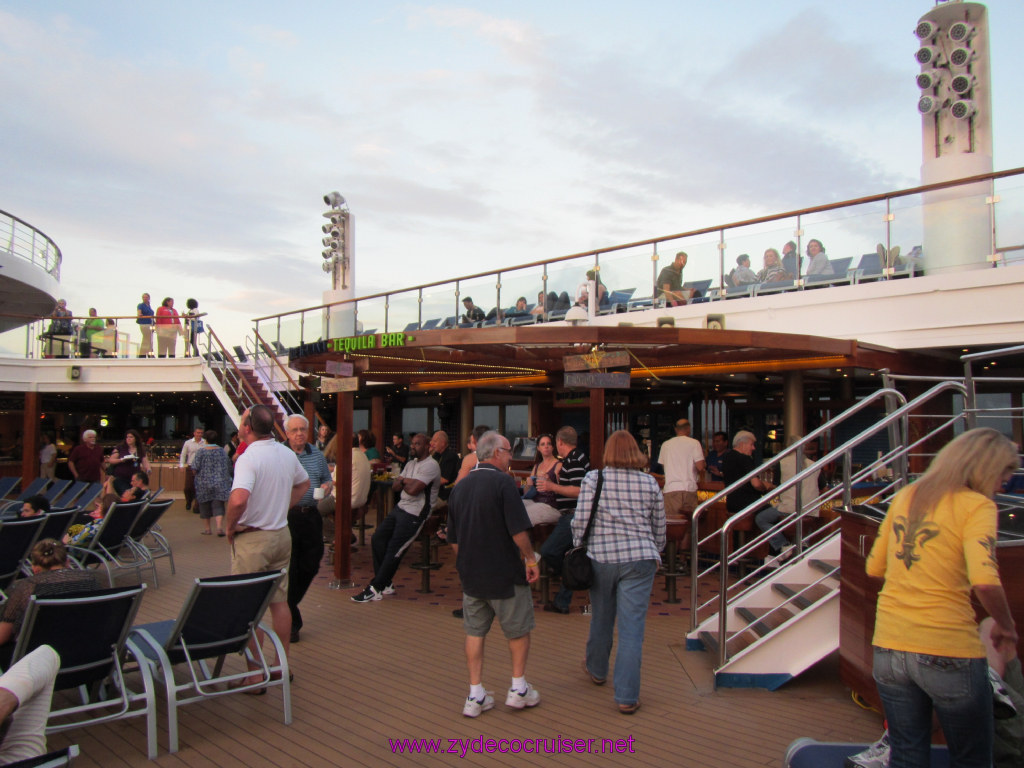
867, 428, 1019, 767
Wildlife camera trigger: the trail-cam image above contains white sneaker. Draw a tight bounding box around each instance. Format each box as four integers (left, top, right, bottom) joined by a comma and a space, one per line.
844, 730, 889, 768
351, 586, 382, 603
505, 683, 540, 709
462, 692, 494, 717
381, 584, 396, 596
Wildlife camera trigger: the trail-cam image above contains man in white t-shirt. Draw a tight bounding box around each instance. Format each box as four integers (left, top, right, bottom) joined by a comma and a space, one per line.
226, 405, 310, 676
658, 419, 706, 555
38, 433, 57, 481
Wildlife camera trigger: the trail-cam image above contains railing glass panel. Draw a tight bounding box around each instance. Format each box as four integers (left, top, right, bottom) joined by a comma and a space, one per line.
543, 254, 596, 314
994, 179, 1024, 265
278, 316, 303, 351
388, 288, 421, 332
800, 200, 888, 280
599, 245, 656, 308
657, 234, 721, 299
497, 264, 547, 320
889, 193, 925, 272
420, 282, 458, 330
458, 274, 501, 326
721, 219, 799, 287
354, 296, 386, 336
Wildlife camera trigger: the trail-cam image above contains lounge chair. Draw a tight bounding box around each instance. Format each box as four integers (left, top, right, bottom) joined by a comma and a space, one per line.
0, 477, 19, 500
40, 480, 71, 506
15, 479, 50, 503
0, 516, 48, 590
50, 481, 88, 508
66, 500, 150, 587
124, 499, 176, 586
2, 745, 80, 767
128, 570, 290, 754
11, 585, 156, 759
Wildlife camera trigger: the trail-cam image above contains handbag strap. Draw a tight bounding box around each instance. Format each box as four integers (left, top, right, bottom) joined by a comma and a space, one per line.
579, 470, 603, 546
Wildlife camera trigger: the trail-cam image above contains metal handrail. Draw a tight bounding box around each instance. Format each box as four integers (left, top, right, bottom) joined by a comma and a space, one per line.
688, 387, 908, 629
698, 380, 970, 669
251, 166, 1024, 341
0, 208, 62, 278
251, 329, 303, 416
204, 328, 268, 418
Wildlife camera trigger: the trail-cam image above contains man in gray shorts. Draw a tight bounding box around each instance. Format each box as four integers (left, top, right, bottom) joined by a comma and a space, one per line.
447, 430, 540, 717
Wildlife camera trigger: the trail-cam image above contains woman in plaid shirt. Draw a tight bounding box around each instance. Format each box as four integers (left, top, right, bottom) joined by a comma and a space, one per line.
573, 430, 666, 714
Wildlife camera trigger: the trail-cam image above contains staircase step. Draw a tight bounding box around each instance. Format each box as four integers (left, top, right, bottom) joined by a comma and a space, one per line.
809, 558, 840, 577
771, 582, 834, 610
735, 605, 798, 638
699, 628, 760, 657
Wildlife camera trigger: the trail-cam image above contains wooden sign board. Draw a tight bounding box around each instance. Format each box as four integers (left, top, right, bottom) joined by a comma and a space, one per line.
325, 360, 354, 376
563, 350, 630, 372
564, 371, 631, 389
321, 377, 359, 393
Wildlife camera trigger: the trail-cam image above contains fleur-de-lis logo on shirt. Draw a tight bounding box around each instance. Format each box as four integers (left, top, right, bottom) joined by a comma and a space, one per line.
892, 515, 940, 570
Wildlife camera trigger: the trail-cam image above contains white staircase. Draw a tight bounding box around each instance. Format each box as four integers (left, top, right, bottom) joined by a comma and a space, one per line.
686, 533, 841, 690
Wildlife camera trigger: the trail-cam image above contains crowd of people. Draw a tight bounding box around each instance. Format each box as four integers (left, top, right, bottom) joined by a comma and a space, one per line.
41, 292, 208, 359
3, 408, 1019, 765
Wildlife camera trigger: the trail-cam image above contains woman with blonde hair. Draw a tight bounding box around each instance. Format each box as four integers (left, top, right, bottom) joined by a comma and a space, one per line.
867, 427, 1019, 766
756, 247, 791, 283
572, 430, 665, 714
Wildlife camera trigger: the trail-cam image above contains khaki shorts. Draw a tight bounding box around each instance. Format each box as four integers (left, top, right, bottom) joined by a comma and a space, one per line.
231, 527, 291, 603
664, 490, 698, 518
463, 585, 536, 640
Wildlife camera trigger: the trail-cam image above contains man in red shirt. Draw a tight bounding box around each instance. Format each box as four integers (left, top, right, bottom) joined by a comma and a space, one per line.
68, 429, 105, 483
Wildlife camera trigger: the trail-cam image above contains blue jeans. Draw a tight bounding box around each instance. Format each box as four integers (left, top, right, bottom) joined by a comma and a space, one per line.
586, 559, 657, 706
872, 647, 992, 768
539, 513, 574, 611
754, 505, 789, 552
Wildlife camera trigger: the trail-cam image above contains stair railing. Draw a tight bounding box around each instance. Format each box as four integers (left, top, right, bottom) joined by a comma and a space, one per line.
715, 557, 841, 660
689, 387, 908, 630
202, 328, 269, 417
251, 329, 304, 417
696, 380, 972, 669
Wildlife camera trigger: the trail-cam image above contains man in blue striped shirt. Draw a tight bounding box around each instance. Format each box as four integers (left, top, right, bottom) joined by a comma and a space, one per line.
285, 414, 332, 643
538, 426, 589, 614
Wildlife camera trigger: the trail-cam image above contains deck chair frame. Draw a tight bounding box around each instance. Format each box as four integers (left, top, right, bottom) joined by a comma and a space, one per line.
128, 570, 289, 753
11, 586, 156, 759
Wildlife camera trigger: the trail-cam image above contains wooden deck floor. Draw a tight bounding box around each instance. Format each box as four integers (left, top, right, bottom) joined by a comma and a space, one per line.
45, 500, 884, 767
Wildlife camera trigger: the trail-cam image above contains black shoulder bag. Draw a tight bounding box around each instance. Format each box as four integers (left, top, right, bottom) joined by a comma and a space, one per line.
561, 470, 603, 591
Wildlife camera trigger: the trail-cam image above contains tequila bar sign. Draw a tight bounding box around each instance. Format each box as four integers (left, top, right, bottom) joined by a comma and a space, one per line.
564, 371, 631, 388
330, 332, 409, 354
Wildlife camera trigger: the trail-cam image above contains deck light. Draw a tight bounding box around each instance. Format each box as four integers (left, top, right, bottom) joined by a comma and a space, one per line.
948, 21, 974, 44
324, 191, 346, 208
949, 46, 974, 68
916, 69, 944, 90
914, 19, 940, 40
950, 99, 976, 119
917, 95, 944, 114
915, 45, 943, 66
950, 73, 975, 95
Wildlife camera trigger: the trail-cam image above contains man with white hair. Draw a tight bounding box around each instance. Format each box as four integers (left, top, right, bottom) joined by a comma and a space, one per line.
67, 429, 105, 483
447, 430, 540, 717
722, 431, 784, 561
284, 414, 332, 643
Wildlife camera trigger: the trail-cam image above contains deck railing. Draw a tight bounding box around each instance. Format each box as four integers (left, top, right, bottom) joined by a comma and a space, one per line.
0, 208, 62, 279
253, 167, 1024, 351
691, 345, 1024, 670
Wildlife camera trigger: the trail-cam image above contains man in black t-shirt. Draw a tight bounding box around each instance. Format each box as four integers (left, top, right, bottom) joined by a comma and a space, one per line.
429, 430, 460, 505
722, 431, 782, 557
448, 431, 540, 718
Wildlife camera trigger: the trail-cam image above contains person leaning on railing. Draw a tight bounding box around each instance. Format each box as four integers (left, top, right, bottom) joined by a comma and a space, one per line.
867, 428, 1019, 766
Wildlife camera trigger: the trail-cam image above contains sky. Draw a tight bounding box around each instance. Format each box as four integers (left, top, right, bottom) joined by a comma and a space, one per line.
2, 0, 1023, 349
